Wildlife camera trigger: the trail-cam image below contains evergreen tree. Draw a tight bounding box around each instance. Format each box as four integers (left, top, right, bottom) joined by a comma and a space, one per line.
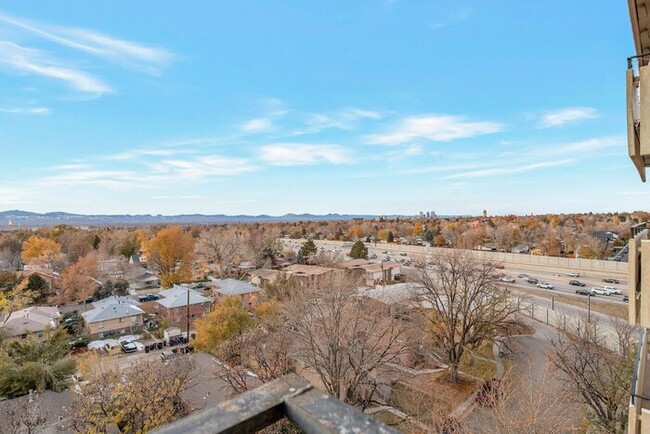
349, 241, 368, 260
299, 239, 317, 258
387, 231, 395, 243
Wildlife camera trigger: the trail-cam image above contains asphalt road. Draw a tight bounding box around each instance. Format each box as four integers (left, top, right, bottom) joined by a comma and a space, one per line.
287, 240, 630, 308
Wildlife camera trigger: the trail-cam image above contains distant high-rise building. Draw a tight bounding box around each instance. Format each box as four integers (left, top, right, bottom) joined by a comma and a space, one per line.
483, 210, 488, 218
430, 211, 437, 219
7, 218, 12, 228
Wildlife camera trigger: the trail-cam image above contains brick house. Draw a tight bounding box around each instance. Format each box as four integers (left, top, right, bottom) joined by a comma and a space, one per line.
210, 278, 261, 307
155, 285, 212, 332
80, 296, 145, 339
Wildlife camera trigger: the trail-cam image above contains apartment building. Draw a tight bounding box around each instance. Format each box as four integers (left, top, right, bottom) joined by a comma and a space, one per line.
627, 1, 650, 432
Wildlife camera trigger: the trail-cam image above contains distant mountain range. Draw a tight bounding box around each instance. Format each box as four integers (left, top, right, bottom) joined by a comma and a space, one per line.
0, 210, 456, 228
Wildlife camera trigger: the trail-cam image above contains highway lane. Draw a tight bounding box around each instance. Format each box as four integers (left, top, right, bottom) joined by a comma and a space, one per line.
283, 239, 629, 306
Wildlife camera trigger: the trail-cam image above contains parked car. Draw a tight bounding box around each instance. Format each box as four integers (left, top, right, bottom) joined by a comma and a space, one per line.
121, 341, 138, 353
602, 286, 623, 295
576, 288, 595, 296
138, 294, 160, 302
536, 282, 554, 289
602, 278, 620, 284
568, 280, 585, 287
525, 277, 539, 285
568, 272, 580, 278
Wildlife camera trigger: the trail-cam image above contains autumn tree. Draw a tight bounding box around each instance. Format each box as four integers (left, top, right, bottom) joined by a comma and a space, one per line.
0, 392, 48, 434
143, 226, 194, 287
21, 236, 61, 266
386, 231, 395, 243
550, 318, 635, 433
60, 254, 99, 303
347, 224, 365, 239
198, 227, 247, 278
349, 240, 368, 260
414, 250, 517, 383
0, 237, 22, 271
287, 274, 408, 409
68, 357, 195, 433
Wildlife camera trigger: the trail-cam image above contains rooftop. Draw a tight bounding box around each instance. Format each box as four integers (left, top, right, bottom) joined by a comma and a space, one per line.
0, 306, 61, 336
81, 299, 144, 323
210, 278, 261, 296
156, 285, 212, 309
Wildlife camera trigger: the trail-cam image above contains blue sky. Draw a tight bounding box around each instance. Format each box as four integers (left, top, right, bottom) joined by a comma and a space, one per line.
0, 1, 643, 216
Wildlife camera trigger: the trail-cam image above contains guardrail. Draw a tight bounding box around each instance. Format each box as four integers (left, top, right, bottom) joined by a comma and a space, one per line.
153, 373, 399, 434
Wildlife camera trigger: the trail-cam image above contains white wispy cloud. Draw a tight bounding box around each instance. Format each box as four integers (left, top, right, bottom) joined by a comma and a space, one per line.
0, 12, 173, 74
0, 41, 111, 94
366, 115, 504, 145
292, 107, 381, 135
105, 148, 199, 161
538, 107, 599, 128
0, 106, 49, 114
151, 155, 257, 178
538, 136, 622, 156
260, 144, 351, 166
242, 118, 273, 133
447, 159, 573, 179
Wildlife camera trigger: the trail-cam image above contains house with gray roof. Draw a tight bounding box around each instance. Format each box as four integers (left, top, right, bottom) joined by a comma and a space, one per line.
210, 278, 261, 306
81, 297, 144, 338
155, 285, 212, 332
0, 306, 61, 341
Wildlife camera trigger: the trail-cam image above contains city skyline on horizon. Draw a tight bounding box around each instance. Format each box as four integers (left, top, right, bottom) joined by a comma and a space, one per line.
0, 1, 644, 216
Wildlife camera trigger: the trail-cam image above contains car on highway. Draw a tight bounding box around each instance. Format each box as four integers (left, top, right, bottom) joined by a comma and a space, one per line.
517, 273, 530, 279
568, 272, 580, 278
500, 276, 515, 283
494, 263, 505, 269
576, 288, 595, 296
602, 278, 620, 284
592, 286, 615, 296
602, 286, 623, 295
536, 282, 554, 289
624, 295, 629, 302
568, 280, 586, 287
525, 277, 539, 285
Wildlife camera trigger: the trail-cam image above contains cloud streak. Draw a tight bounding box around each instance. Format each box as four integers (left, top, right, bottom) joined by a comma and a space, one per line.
448, 159, 573, 179
0, 12, 173, 74
0, 106, 50, 114
0, 41, 111, 94
260, 144, 351, 166
538, 107, 599, 128
366, 115, 503, 145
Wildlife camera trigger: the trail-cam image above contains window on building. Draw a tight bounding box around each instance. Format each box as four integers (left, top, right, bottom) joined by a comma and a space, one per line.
97, 321, 104, 329
119, 317, 125, 323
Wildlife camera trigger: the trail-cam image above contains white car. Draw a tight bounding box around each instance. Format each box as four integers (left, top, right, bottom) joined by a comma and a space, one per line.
602, 286, 622, 295
500, 276, 515, 283
537, 282, 554, 289
592, 286, 613, 296
568, 272, 580, 278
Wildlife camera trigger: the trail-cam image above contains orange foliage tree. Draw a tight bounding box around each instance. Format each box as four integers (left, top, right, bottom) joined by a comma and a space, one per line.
21, 236, 61, 265
143, 226, 195, 287
60, 254, 99, 303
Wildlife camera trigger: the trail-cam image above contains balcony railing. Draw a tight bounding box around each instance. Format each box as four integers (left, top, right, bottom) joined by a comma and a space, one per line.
627, 56, 650, 182
153, 373, 399, 434
629, 229, 649, 327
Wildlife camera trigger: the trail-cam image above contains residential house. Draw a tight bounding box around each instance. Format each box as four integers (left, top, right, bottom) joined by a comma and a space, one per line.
17, 269, 60, 295
129, 270, 161, 290
98, 258, 126, 279
283, 264, 342, 285
338, 259, 402, 287
81, 296, 145, 339
0, 306, 61, 341
249, 269, 281, 288
155, 285, 212, 332
210, 278, 261, 307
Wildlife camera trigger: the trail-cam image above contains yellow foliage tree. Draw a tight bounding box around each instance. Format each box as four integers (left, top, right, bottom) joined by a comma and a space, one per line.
60, 254, 99, 303
347, 224, 364, 239
21, 236, 61, 265
143, 226, 194, 288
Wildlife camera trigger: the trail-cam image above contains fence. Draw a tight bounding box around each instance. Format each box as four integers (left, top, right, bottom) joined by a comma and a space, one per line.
514, 294, 624, 353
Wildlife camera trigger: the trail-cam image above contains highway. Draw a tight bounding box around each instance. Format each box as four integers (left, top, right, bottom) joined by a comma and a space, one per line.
284, 239, 629, 307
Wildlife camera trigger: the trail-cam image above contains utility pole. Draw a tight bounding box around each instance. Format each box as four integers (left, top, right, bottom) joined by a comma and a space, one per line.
588, 295, 591, 323
186, 287, 190, 341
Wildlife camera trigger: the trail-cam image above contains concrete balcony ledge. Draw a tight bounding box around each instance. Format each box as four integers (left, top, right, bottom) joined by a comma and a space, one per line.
153, 373, 399, 434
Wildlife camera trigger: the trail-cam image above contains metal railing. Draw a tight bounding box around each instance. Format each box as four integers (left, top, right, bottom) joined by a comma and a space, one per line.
153, 373, 399, 434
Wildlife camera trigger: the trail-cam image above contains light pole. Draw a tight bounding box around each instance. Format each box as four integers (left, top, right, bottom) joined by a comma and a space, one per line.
186, 287, 190, 342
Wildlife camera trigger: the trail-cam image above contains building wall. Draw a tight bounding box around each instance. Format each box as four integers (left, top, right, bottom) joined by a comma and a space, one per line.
87, 314, 143, 338
159, 302, 211, 331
